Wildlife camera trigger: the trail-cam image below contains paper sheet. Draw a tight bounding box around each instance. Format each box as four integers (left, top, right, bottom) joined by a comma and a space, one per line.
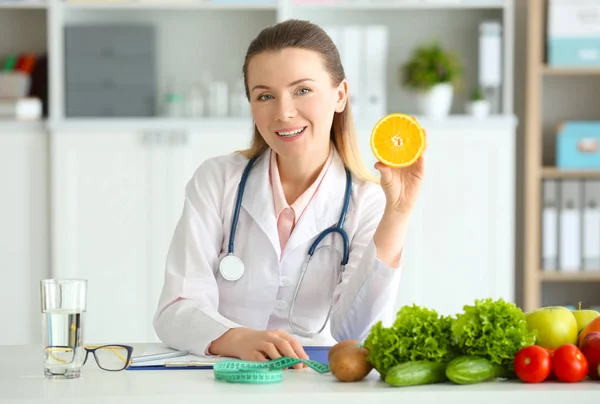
130, 344, 231, 367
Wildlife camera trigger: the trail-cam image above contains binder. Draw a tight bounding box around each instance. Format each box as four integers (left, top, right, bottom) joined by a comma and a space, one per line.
558, 179, 582, 272
542, 179, 558, 271
338, 26, 363, 119
583, 180, 600, 271
363, 25, 388, 121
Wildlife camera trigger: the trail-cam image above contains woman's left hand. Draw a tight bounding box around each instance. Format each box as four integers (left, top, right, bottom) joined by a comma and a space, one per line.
374, 146, 426, 216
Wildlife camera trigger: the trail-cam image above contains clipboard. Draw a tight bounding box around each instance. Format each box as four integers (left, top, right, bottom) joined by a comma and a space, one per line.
127, 345, 331, 371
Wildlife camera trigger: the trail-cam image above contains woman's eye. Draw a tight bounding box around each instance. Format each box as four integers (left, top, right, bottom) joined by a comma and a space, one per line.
259, 94, 272, 101
297, 88, 310, 95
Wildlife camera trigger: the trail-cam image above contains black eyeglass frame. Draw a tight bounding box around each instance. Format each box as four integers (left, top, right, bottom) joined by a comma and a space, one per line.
82, 344, 134, 371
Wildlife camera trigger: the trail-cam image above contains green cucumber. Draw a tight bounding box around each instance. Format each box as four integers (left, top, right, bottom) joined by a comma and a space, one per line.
384, 360, 448, 387
445, 356, 506, 385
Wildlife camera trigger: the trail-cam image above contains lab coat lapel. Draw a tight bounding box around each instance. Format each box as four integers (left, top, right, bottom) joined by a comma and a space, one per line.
240, 152, 282, 259
283, 149, 354, 260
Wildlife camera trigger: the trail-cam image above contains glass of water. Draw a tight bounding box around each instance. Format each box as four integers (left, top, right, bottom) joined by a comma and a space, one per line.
40, 279, 87, 379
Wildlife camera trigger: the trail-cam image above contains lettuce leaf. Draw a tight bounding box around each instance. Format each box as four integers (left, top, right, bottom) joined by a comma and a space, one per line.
363, 304, 457, 377
451, 297, 536, 370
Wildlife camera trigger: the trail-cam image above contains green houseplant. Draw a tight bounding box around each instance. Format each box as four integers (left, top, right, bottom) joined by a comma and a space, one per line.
400, 42, 463, 118
466, 85, 491, 118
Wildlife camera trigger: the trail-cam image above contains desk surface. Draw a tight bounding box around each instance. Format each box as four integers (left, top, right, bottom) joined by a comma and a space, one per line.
2, 344, 600, 404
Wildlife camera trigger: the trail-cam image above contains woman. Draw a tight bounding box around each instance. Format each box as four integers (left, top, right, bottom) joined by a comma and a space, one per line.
153, 19, 425, 365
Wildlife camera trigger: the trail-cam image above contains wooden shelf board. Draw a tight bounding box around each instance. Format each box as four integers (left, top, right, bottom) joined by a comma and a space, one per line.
541, 167, 600, 179
540, 271, 600, 282
542, 66, 600, 76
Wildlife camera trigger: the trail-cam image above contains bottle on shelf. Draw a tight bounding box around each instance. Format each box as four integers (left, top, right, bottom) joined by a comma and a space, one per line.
162, 77, 186, 118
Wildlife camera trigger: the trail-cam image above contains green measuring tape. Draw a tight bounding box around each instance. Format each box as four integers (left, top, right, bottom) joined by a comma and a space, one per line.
213, 357, 330, 384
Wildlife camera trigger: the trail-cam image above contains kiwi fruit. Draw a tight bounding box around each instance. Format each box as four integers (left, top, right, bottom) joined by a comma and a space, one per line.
329, 345, 373, 382
328, 339, 361, 361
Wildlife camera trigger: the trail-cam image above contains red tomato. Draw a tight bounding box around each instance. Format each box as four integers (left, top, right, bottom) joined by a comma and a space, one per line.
514, 345, 552, 383
552, 344, 589, 383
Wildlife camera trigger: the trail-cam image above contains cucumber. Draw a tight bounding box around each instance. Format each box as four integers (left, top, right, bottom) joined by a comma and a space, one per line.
384, 360, 448, 387
445, 356, 506, 385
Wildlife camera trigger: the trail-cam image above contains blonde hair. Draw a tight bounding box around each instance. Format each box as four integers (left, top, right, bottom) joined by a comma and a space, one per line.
237, 19, 378, 184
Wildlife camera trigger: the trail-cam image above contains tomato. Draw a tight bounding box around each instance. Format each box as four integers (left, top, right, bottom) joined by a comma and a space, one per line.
552, 344, 589, 383
543, 347, 557, 380
514, 345, 552, 383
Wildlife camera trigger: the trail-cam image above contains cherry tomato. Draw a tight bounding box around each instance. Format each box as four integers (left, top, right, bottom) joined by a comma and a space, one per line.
552, 344, 589, 383
514, 345, 552, 383
543, 347, 557, 380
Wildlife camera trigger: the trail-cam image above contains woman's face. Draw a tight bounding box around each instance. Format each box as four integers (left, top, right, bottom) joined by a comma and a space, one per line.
246, 47, 347, 162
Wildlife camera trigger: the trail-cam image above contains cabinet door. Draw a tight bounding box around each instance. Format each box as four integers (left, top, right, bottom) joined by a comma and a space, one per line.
50, 130, 156, 344
355, 121, 516, 318
138, 128, 253, 342
397, 126, 516, 316
0, 130, 49, 345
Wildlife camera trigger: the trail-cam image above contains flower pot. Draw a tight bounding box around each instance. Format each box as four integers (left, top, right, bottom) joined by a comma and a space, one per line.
466, 99, 491, 118
416, 82, 453, 119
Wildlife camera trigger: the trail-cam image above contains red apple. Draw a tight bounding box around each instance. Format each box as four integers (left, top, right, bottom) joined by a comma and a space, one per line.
580, 331, 600, 380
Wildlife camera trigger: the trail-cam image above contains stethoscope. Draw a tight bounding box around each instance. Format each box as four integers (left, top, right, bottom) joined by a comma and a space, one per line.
218, 153, 352, 338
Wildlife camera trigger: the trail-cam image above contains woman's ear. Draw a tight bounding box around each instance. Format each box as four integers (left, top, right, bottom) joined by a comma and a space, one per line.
335, 80, 349, 113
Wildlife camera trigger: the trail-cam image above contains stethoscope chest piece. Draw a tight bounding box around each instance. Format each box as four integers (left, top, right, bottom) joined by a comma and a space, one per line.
219, 254, 245, 281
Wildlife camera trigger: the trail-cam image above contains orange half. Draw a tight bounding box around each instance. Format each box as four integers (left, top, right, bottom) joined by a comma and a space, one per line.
370, 113, 426, 168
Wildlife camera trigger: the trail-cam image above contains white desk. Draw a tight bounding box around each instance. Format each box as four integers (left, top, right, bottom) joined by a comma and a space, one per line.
2, 344, 600, 404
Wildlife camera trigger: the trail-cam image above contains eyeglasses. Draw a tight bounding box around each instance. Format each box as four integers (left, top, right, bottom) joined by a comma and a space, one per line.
43, 345, 134, 371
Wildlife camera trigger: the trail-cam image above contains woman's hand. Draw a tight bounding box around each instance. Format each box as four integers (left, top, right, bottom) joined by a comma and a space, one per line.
374, 151, 425, 216
372, 138, 426, 268
209, 328, 309, 369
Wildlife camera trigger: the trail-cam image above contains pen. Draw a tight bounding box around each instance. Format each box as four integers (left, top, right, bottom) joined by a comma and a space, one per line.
131, 350, 190, 364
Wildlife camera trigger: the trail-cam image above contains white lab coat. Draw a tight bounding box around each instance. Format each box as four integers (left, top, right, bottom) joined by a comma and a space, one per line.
153, 148, 403, 356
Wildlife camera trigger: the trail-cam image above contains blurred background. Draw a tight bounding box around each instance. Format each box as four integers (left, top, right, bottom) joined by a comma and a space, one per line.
1, 0, 599, 345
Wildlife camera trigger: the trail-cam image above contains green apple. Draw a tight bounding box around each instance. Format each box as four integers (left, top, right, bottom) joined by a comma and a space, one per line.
572, 302, 600, 333
525, 306, 579, 348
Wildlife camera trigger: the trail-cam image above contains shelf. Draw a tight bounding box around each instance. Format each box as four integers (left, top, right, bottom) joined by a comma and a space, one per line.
542, 66, 600, 76
42, 114, 518, 132
46, 117, 256, 132
290, 0, 507, 10
0, 115, 517, 133
0, 120, 47, 132
62, 0, 277, 10
0, 1, 47, 8
540, 271, 600, 282
541, 167, 600, 179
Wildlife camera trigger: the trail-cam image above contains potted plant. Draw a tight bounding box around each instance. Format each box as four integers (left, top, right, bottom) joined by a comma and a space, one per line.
400, 41, 463, 118
466, 86, 491, 118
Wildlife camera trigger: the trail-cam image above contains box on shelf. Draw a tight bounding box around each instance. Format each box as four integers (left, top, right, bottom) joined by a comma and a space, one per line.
547, 0, 600, 67
556, 121, 600, 170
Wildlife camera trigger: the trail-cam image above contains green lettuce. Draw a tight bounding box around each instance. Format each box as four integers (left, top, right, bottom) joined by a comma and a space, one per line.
363, 304, 457, 377
451, 298, 536, 370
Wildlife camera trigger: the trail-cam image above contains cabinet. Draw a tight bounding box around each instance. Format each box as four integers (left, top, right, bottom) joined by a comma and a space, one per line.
49, 117, 516, 341
0, 129, 49, 345
356, 117, 518, 317
49, 125, 251, 343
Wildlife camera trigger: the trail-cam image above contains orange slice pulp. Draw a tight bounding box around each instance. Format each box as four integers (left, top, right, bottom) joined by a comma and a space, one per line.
370, 113, 426, 168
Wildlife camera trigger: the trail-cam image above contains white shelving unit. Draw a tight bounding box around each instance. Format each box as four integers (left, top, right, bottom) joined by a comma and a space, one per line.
0, 0, 515, 130
0, 0, 520, 345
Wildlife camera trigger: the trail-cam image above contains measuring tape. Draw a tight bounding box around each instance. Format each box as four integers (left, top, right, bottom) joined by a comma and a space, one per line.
213, 357, 330, 384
